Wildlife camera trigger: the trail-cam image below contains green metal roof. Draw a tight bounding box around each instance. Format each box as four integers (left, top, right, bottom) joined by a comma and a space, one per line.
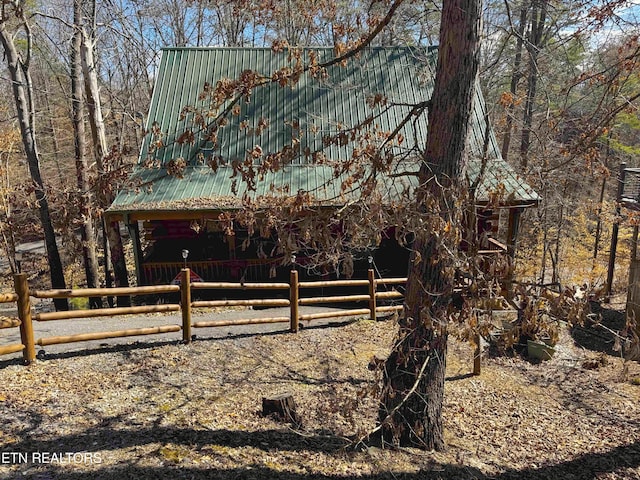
109, 47, 538, 217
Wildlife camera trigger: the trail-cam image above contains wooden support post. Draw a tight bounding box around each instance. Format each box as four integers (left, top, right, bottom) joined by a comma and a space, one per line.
290, 269, 299, 333
368, 269, 377, 321
181, 268, 192, 343
14, 273, 35, 364
505, 207, 523, 299
473, 333, 481, 376
606, 162, 627, 297
506, 208, 522, 259
127, 220, 144, 286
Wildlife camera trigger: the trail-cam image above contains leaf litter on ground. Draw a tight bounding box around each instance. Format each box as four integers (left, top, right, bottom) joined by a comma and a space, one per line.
0, 310, 639, 479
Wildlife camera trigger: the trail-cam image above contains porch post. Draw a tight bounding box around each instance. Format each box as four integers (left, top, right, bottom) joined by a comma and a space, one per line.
126, 217, 144, 286
505, 207, 523, 299
506, 207, 523, 259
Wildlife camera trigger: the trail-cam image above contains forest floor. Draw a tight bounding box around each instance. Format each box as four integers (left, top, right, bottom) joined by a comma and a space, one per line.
0, 299, 639, 480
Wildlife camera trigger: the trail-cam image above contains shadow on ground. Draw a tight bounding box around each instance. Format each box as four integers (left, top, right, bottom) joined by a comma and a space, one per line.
6, 424, 640, 480
0, 318, 360, 370
570, 302, 628, 357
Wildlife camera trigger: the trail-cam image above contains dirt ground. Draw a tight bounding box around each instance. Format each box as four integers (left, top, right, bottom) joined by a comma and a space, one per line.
0, 300, 639, 480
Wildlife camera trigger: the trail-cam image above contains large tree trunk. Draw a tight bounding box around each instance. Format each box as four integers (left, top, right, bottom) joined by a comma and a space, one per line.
378, 0, 482, 451
0, 19, 68, 311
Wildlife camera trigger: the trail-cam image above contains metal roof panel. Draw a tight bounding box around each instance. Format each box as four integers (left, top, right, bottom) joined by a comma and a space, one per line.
113, 47, 538, 215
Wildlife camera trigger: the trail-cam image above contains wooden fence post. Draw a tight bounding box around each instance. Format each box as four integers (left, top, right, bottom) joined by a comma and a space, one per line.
290, 269, 299, 333
181, 268, 192, 343
14, 273, 35, 364
473, 333, 481, 376
368, 269, 377, 321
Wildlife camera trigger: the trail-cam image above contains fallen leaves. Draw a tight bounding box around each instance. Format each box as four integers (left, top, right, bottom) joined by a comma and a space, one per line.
0, 318, 638, 479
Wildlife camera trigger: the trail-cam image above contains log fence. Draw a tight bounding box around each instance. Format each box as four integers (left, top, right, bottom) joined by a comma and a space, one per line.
0, 269, 406, 365
0, 275, 35, 362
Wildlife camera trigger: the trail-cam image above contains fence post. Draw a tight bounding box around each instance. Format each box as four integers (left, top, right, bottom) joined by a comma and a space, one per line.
290, 269, 299, 333
181, 268, 192, 343
368, 269, 377, 321
14, 273, 35, 364
473, 333, 481, 376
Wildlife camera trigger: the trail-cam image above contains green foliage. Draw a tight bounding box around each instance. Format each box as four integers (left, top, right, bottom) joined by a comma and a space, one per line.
69, 293, 89, 311
609, 137, 640, 156
609, 110, 640, 156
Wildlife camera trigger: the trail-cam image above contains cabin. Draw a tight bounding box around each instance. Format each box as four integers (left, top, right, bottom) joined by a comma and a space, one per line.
106, 46, 539, 286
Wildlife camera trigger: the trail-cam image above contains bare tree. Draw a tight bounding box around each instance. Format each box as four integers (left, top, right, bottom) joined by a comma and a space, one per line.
72, 0, 101, 306
0, 2, 68, 310
519, 0, 548, 168
80, 0, 131, 301
500, 0, 528, 162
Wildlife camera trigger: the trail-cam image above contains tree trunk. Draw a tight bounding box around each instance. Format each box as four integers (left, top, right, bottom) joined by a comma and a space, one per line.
72, 0, 101, 308
0, 152, 17, 274
40, 73, 65, 183
80, 0, 130, 303
593, 135, 611, 261
262, 393, 302, 427
501, 1, 529, 162
519, 0, 548, 169
0, 19, 68, 311
378, 0, 481, 451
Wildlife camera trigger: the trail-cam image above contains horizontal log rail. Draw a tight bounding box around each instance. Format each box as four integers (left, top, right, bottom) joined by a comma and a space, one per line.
192, 281, 290, 290
299, 308, 371, 322
0, 343, 25, 356
298, 279, 370, 288
192, 299, 289, 308
192, 317, 290, 328
375, 277, 408, 285
0, 317, 21, 329
37, 325, 182, 346
35, 304, 181, 322
299, 294, 371, 305
1, 269, 408, 365
375, 291, 404, 299
0, 293, 18, 303
477, 249, 507, 255
34, 285, 179, 298
376, 305, 404, 313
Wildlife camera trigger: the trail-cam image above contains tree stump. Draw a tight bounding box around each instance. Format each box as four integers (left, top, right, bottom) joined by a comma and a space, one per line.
262, 393, 302, 427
